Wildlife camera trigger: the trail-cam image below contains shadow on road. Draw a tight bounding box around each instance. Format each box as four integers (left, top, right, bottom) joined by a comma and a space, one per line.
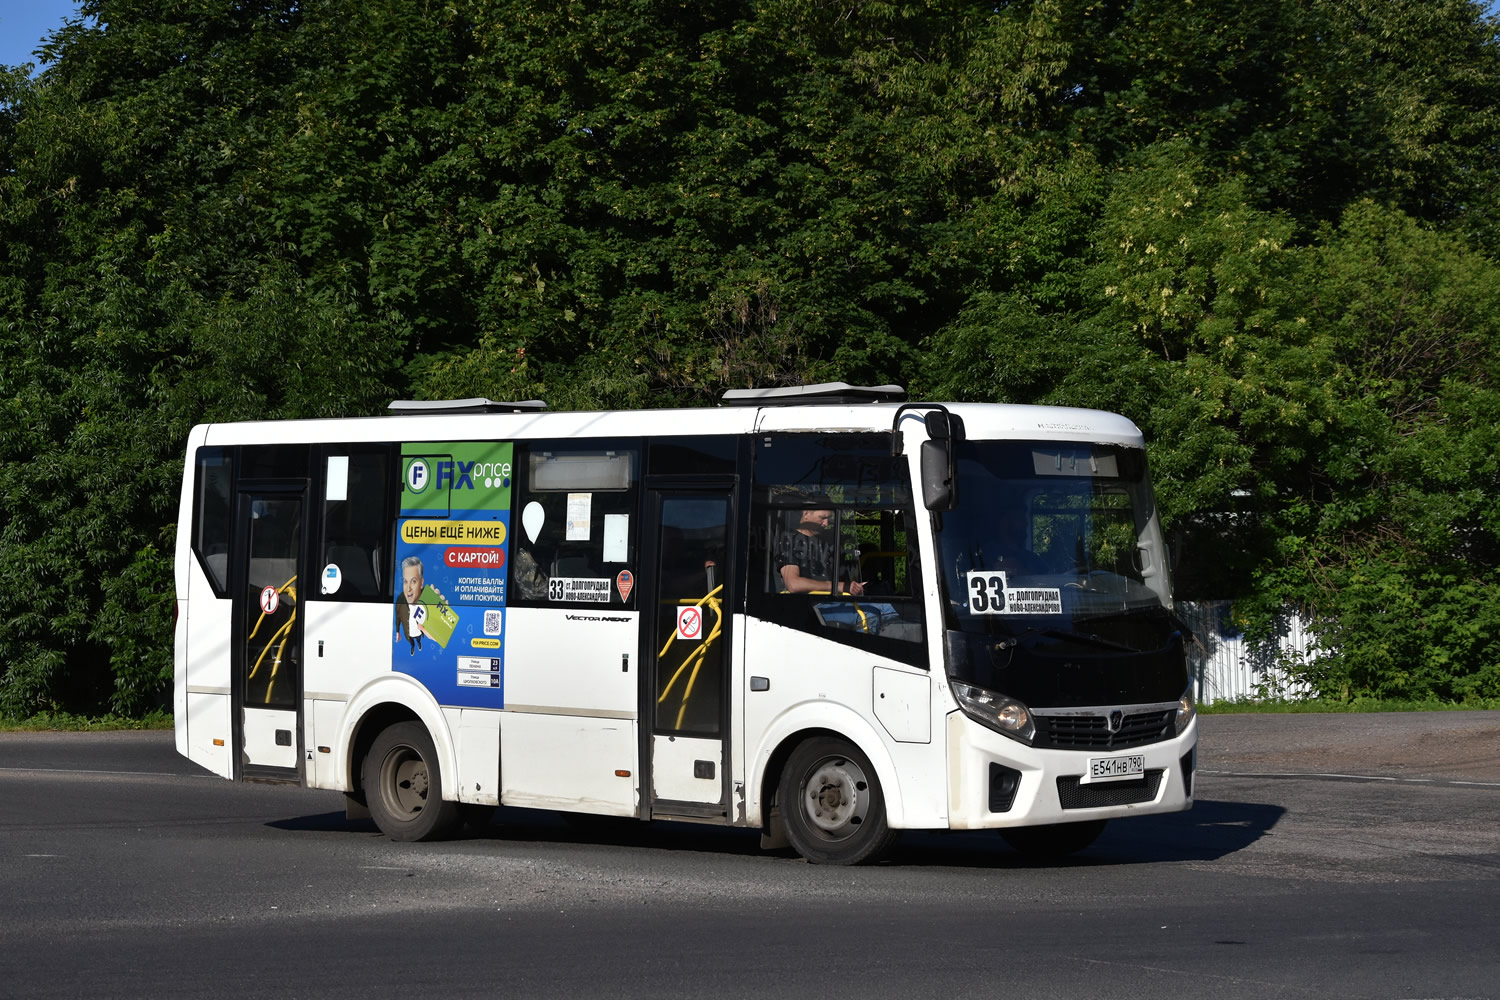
1099, 797, 1286, 860
267, 796, 1283, 868
268, 811, 378, 834
886, 797, 1284, 868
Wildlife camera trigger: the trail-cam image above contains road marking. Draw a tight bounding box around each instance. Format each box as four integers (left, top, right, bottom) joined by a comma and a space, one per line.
1202, 768, 1500, 789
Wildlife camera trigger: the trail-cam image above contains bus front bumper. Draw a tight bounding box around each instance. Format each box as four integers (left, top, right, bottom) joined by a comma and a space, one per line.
945, 710, 1197, 830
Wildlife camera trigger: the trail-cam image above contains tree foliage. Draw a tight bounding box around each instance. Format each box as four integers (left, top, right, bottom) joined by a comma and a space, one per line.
2, 0, 1499, 713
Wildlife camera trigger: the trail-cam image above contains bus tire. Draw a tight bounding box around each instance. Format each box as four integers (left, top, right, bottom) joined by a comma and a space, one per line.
362, 722, 462, 842
1000, 819, 1107, 859
778, 737, 899, 865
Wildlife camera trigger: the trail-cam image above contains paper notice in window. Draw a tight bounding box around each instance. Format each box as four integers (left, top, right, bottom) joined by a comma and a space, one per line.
566, 492, 592, 540
603, 514, 628, 562
326, 455, 349, 502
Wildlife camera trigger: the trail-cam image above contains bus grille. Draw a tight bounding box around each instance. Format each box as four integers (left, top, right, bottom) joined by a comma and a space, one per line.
1032, 709, 1173, 751
1056, 770, 1164, 809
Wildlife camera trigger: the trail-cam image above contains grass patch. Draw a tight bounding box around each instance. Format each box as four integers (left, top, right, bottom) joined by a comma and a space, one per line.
1200, 696, 1500, 714
0, 710, 174, 732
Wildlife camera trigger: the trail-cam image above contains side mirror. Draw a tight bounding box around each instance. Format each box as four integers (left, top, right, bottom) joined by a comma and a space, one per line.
892, 405, 961, 510
921, 439, 957, 511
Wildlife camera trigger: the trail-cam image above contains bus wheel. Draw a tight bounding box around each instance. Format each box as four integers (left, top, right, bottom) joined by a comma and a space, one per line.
1000, 819, 1107, 859
362, 722, 461, 842
779, 737, 899, 865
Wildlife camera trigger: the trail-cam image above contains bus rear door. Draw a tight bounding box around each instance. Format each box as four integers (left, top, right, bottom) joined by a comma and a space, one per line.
232, 484, 306, 779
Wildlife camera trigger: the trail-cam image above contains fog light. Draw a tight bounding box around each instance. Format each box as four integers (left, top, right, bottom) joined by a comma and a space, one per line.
989, 763, 1022, 812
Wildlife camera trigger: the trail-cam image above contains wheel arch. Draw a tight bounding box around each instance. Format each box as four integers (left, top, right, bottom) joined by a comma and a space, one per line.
749, 705, 905, 831
338, 675, 457, 802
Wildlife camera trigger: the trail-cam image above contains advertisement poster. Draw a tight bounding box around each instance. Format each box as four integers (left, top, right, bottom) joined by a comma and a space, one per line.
394, 441, 513, 708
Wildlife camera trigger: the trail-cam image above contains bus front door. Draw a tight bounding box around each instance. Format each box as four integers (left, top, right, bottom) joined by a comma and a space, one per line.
232, 487, 305, 780
645, 490, 734, 819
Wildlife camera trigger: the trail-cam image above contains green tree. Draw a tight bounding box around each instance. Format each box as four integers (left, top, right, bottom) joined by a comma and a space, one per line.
0, 1, 412, 714
1249, 204, 1500, 700
3, 0, 1499, 714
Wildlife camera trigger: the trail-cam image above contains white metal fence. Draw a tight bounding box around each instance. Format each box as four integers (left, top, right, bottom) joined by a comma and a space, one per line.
1175, 601, 1318, 704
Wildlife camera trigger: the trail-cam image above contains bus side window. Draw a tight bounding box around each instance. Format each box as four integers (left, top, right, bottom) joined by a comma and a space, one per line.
748, 434, 927, 666
193, 448, 233, 596
511, 443, 639, 607
317, 450, 392, 601
842, 507, 918, 600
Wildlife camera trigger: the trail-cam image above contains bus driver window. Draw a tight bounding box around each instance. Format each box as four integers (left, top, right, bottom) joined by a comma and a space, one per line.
749, 435, 926, 663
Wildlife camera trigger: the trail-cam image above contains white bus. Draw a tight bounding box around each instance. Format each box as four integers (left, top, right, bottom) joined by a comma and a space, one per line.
174, 383, 1196, 864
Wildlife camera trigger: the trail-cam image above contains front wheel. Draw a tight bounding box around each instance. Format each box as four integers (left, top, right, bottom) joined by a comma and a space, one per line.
1000, 819, 1107, 859
362, 721, 462, 842
778, 737, 899, 865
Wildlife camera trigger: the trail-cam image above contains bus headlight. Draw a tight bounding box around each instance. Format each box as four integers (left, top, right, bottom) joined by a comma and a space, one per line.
1174, 686, 1196, 736
952, 681, 1035, 743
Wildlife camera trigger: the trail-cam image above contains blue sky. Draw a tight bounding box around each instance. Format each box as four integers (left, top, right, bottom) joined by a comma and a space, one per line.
0, 0, 82, 71
3, 0, 1499, 73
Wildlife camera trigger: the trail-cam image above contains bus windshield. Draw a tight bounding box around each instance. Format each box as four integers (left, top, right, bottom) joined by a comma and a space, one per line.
936, 440, 1185, 705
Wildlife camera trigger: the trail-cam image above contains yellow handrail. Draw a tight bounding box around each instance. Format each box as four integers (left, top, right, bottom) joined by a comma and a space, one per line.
246, 576, 297, 705
657, 584, 725, 729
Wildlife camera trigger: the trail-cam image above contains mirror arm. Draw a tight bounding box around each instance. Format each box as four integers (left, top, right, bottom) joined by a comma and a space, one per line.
894, 403, 962, 511
890, 402, 952, 456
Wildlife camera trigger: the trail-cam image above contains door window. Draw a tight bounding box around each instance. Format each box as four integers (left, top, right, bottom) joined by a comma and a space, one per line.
654, 495, 729, 736
243, 495, 301, 709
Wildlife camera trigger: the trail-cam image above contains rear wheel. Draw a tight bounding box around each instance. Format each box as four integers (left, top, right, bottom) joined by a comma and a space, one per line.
1000, 819, 1107, 859
778, 737, 899, 865
362, 722, 462, 842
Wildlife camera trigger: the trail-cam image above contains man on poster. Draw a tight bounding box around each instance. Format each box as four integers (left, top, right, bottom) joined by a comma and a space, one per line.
395, 555, 426, 654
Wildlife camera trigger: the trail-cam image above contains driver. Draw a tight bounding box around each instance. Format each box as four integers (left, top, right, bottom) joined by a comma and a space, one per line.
777, 504, 864, 595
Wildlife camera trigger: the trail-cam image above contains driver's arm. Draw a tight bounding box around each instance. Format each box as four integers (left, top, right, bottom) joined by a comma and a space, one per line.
780, 564, 863, 595
779, 564, 830, 593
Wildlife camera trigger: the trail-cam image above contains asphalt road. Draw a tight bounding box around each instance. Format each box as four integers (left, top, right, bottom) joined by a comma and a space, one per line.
1, 713, 1497, 999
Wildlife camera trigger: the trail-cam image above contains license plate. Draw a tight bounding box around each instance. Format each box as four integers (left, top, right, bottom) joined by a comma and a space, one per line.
1083, 754, 1144, 783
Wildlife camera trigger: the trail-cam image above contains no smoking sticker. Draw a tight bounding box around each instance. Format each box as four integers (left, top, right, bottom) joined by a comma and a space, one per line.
676, 605, 702, 641
259, 585, 280, 615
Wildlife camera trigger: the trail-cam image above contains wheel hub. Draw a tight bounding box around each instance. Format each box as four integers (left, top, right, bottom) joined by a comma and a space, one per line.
804, 757, 869, 837
387, 750, 430, 816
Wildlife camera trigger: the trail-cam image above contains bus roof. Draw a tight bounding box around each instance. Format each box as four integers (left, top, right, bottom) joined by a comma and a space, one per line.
194, 401, 1146, 449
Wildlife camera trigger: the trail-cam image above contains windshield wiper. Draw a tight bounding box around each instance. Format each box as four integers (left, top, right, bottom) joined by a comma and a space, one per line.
1071, 607, 1162, 626
1022, 627, 1143, 653
1070, 606, 1196, 644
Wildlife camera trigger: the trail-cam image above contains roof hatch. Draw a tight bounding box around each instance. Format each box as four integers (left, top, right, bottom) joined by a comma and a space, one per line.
721, 382, 906, 406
